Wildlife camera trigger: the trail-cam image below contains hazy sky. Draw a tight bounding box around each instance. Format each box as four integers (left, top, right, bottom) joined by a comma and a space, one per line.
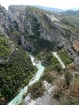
0, 0, 79, 9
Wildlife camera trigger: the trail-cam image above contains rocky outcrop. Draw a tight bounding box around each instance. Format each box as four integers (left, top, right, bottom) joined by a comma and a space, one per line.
24, 81, 57, 105
23, 8, 79, 64
8, 5, 26, 33
73, 40, 79, 52
0, 5, 79, 64
21, 35, 35, 51
64, 39, 79, 65
0, 5, 10, 34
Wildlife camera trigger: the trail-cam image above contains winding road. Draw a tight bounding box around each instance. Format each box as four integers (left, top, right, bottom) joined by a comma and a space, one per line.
52, 52, 66, 69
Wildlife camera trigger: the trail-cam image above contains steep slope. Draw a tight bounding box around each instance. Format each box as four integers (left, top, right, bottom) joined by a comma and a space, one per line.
0, 5, 10, 34
0, 5, 79, 64
8, 5, 26, 33
0, 31, 37, 105
23, 50, 79, 105
0, 5, 79, 105
23, 6, 79, 64
63, 10, 79, 17
0, 6, 37, 105
0, 4, 79, 63
0, 31, 15, 64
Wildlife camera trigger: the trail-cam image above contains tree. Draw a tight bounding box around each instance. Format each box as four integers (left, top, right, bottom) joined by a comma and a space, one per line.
65, 71, 73, 87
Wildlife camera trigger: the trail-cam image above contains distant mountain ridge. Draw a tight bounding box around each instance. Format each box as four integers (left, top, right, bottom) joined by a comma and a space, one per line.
7, 5, 79, 13
69, 8, 79, 11
34, 5, 64, 12
62, 10, 79, 17
8, 5, 64, 13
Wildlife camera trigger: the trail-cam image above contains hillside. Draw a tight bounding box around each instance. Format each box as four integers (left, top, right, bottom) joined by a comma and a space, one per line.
22, 50, 79, 105
20, 6, 79, 64
0, 48, 36, 105
0, 5, 79, 105
0, 33, 13, 63
62, 10, 79, 17
0, 15, 36, 105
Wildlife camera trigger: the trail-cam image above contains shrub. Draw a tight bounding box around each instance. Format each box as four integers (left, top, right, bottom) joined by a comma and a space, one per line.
27, 80, 45, 99
0, 36, 12, 59
41, 72, 56, 83
53, 79, 66, 100
58, 50, 72, 66
69, 78, 79, 98
54, 64, 62, 73
65, 71, 73, 87
0, 49, 36, 104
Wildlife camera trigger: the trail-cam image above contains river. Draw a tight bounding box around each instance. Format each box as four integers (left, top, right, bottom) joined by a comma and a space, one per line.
7, 55, 45, 105
7, 52, 65, 105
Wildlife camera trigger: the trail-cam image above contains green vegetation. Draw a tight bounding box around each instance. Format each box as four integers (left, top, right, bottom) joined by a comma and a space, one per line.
53, 77, 79, 105
24, 51, 60, 100
27, 80, 45, 99
40, 52, 61, 83
58, 49, 72, 66
52, 64, 79, 105
45, 55, 61, 72
65, 71, 73, 87
0, 49, 37, 105
62, 18, 75, 27
0, 35, 12, 59
1, 5, 79, 105
35, 49, 52, 66
24, 8, 54, 54
41, 71, 57, 84
41, 62, 61, 83
25, 6, 52, 14
61, 14, 79, 34
22, 49, 79, 105
24, 6, 54, 54
36, 50, 62, 73
18, 101, 24, 105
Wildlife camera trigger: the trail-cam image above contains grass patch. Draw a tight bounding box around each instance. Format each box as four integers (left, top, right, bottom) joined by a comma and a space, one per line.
45, 56, 61, 72
58, 49, 72, 66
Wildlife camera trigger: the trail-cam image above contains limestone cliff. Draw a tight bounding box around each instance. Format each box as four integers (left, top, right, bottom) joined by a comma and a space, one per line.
0, 5, 79, 64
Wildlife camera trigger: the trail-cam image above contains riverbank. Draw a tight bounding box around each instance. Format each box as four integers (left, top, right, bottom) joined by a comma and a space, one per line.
23, 51, 79, 105
7, 55, 45, 105
8, 52, 71, 105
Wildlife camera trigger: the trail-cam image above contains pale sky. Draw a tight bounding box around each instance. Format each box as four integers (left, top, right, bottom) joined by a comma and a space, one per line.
0, 0, 79, 10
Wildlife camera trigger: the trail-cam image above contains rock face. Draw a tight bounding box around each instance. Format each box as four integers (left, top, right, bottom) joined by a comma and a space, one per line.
0, 5, 79, 64
73, 40, 79, 52
0, 5, 10, 34
8, 5, 26, 33
23, 81, 57, 105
